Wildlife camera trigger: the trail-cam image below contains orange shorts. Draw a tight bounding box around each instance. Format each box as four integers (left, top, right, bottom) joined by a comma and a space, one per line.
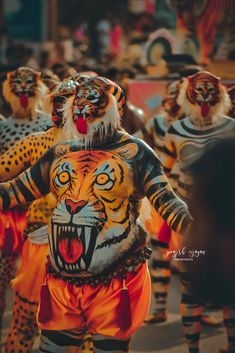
11, 239, 49, 302
38, 262, 151, 339
0, 209, 27, 255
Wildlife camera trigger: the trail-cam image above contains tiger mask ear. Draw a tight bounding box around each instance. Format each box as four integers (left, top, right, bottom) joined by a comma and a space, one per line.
92, 76, 126, 117
92, 76, 112, 93
5, 71, 15, 81
28, 68, 41, 80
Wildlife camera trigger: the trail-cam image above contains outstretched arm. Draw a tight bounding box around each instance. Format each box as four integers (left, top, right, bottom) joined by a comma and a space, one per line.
0, 149, 53, 210
137, 142, 191, 235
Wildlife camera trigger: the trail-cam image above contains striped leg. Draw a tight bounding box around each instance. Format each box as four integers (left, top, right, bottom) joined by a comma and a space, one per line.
145, 238, 171, 323
93, 335, 130, 353
0, 255, 17, 345
5, 292, 38, 353
39, 329, 86, 353
222, 305, 235, 352
180, 271, 202, 353
80, 333, 94, 353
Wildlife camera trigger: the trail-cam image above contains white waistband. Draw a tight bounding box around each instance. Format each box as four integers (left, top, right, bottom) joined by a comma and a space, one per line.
27, 225, 48, 245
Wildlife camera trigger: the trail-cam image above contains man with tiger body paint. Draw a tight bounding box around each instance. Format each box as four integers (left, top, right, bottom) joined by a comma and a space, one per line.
0, 76, 191, 353
135, 79, 185, 323
161, 71, 235, 353
0, 66, 52, 345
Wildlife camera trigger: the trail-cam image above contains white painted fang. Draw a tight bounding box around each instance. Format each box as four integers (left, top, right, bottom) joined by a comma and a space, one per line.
85, 227, 92, 253
80, 258, 86, 270
57, 256, 63, 267
77, 228, 82, 237
53, 225, 57, 249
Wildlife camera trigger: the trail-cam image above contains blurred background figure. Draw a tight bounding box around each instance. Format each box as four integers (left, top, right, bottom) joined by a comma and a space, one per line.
185, 137, 235, 353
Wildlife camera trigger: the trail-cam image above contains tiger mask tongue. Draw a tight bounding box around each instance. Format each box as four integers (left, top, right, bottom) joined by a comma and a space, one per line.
19, 93, 29, 108
76, 115, 88, 134
201, 102, 210, 118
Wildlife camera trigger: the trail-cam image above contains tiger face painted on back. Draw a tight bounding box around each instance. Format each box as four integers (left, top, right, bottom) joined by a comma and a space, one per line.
177, 71, 231, 125
63, 76, 125, 146
2, 66, 48, 118
49, 148, 138, 276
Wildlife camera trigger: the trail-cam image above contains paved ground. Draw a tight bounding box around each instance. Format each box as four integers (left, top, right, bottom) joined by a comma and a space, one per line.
2, 273, 227, 353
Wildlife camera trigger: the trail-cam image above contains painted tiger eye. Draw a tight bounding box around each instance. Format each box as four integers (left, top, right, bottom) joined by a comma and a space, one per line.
96, 173, 109, 185
58, 171, 70, 184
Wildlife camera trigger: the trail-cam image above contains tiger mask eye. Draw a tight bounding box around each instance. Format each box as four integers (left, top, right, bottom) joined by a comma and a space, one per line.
57, 171, 70, 185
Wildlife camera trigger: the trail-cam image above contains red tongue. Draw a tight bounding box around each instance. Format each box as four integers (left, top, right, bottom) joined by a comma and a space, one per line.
19, 93, 29, 108
58, 238, 83, 264
52, 115, 61, 127
201, 102, 210, 117
76, 116, 88, 134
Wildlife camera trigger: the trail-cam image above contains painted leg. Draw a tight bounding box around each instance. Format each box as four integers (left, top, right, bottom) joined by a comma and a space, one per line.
0, 255, 17, 345
93, 335, 130, 353
5, 292, 38, 353
220, 305, 235, 353
145, 238, 170, 323
180, 271, 202, 353
79, 333, 94, 353
39, 329, 86, 353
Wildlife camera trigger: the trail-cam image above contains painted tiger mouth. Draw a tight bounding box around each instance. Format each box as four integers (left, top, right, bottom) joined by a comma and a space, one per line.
14, 91, 35, 97
52, 224, 99, 272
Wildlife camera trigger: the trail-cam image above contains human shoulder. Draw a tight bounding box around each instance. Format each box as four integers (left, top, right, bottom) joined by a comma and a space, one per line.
121, 130, 158, 159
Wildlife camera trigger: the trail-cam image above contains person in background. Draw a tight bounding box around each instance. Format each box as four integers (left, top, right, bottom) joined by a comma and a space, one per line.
135, 79, 184, 323
185, 137, 235, 353
161, 71, 235, 353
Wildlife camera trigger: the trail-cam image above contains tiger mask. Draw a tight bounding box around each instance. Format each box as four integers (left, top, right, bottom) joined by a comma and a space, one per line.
49, 145, 139, 276
63, 76, 125, 147
2, 66, 48, 118
177, 71, 231, 125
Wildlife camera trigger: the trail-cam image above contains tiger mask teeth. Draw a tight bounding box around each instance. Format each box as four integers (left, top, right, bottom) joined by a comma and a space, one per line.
53, 224, 99, 272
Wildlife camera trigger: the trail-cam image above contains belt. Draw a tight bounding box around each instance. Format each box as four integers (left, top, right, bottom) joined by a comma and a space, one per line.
46, 246, 152, 287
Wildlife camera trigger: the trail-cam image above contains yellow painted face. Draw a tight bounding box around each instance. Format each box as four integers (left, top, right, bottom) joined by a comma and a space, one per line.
7, 67, 40, 107
187, 72, 220, 118
73, 82, 110, 131
49, 149, 136, 276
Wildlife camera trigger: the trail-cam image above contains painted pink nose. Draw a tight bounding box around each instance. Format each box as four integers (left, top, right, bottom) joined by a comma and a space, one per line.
65, 199, 87, 214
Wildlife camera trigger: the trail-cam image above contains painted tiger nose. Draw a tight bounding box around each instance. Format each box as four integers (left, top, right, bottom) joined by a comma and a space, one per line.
65, 199, 87, 214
